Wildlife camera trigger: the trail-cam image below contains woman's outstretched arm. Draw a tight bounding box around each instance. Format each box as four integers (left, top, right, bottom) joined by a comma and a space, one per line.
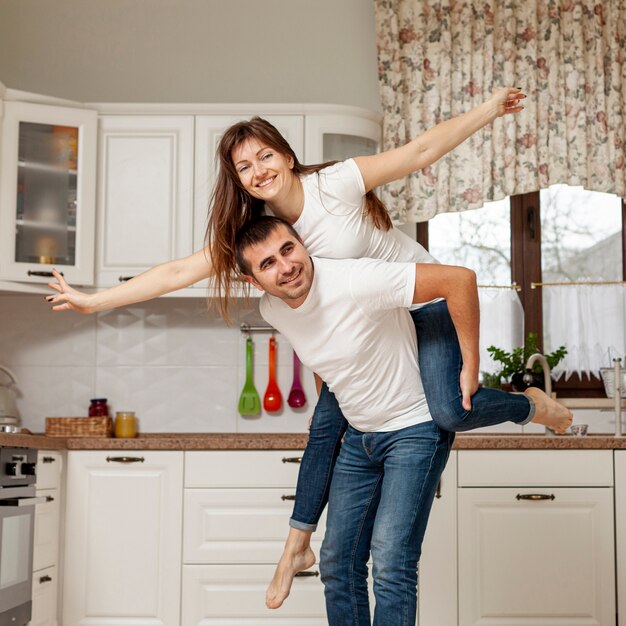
354, 87, 525, 192
45, 248, 214, 314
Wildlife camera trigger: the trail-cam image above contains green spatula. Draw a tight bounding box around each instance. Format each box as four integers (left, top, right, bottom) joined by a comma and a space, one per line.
238, 337, 261, 415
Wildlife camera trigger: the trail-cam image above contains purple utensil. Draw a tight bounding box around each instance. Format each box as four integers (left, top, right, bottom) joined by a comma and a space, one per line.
287, 351, 307, 408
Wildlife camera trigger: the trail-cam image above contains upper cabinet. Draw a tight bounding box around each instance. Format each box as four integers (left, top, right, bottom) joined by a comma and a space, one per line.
0, 101, 97, 285
96, 115, 194, 287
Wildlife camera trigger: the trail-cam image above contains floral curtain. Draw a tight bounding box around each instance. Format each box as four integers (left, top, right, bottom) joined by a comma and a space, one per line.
374, 0, 626, 223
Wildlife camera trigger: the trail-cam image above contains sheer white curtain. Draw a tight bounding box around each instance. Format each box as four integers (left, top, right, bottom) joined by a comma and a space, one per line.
543, 284, 626, 378
479, 288, 524, 375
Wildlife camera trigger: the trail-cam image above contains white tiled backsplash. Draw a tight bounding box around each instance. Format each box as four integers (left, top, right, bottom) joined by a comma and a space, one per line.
0, 294, 315, 434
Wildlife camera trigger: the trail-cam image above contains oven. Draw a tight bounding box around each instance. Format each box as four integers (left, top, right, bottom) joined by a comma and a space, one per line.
0, 447, 45, 626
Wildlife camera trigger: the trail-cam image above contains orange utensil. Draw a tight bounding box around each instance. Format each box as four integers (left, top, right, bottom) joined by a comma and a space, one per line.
263, 337, 282, 412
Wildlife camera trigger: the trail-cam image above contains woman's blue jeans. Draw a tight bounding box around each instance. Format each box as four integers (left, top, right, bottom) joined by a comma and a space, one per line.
319, 420, 453, 626
290, 299, 533, 531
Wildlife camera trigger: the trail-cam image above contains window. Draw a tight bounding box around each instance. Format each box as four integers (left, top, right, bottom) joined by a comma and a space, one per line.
423, 188, 626, 395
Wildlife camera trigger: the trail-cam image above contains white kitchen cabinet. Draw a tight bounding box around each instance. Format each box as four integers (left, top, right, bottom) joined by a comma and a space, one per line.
96, 115, 194, 286
62, 451, 183, 626
30, 566, 58, 626
458, 450, 615, 626
616, 451, 626, 626
0, 101, 97, 285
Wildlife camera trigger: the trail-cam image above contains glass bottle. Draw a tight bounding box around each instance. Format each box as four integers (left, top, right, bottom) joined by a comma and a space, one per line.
88, 398, 109, 417
114, 412, 137, 438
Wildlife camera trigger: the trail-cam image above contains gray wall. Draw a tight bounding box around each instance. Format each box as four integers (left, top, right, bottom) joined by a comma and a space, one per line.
0, 0, 380, 109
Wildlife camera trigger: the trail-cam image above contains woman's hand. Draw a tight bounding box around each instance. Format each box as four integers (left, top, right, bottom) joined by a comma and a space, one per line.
490, 87, 526, 118
45, 269, 97, 314
460, 364, 479, 411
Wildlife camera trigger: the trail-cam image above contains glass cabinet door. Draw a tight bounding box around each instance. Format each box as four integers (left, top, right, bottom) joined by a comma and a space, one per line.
0, 101, 97, 284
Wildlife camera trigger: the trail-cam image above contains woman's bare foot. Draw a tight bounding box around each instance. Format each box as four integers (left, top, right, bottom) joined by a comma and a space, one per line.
525, 387, 573, 433
266, 544, 316, 609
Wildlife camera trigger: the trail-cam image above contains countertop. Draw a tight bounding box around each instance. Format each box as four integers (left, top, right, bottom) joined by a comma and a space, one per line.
2, 432, 626, 450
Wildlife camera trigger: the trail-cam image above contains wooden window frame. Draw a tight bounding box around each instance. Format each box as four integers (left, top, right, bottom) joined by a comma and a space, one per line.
419, 196, 626, 397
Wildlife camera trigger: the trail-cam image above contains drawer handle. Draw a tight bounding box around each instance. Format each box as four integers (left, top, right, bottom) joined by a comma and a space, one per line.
516, 493, 555, 501
42, 456, 56, 464
281, 495, 296, 501
282, 457, 302, 464
295, 570, 319, 578
118, 276, 135, 282
39, 575, 52, 584
45, 495, 55, 503
106, 456, 145, 464
435, 480, 442, 499
28, 270, 63, 277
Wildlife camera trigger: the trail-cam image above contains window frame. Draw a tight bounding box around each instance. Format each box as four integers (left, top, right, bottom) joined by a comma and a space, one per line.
418, 194, 626, 396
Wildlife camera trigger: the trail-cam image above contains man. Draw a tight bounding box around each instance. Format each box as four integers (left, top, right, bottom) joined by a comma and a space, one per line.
234, 215, 570, 626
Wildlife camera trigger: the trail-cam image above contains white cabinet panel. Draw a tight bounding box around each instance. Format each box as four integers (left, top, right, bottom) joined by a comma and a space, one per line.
32, 489, 59, 572
181, 564, 325, 625
63, 451, 183, 626
30, 566, 58, 626
184, 488, 325, 564
458, 487, 615, 626
96, 116, 194, 286
36, 451, 62, 490
185, 450, 304, 488
616, 451, 626, 626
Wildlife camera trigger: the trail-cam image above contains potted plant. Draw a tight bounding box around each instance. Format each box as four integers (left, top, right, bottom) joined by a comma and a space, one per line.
482, 332, 567, 391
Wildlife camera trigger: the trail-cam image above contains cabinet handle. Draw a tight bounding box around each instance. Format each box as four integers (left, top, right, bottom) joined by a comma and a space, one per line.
516, 493, 555, 501
106, 456, 145, 464
39, 575, 52, 584
282, 457, 302, 464
281, 494, 296, 501
295, 570, 319, 577
45, 495, 55, 502
42, 456, 56, 463
435, 480, 442, 499
27, 270, 63, 277
118, 276, 135, 282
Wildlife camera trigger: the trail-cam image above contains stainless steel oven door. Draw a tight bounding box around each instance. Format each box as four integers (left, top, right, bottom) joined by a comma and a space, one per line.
0, 486, 46, 626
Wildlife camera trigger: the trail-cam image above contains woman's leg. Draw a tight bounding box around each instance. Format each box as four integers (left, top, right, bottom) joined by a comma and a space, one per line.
267, 383, 348, 609
412, 300, 572, 433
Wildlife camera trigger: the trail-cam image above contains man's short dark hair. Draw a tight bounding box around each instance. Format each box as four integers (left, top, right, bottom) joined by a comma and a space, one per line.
234, 215, 301, 276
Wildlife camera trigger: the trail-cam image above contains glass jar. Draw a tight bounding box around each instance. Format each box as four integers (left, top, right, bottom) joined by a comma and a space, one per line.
89, 398, 109, 417
114, 411, 137, 438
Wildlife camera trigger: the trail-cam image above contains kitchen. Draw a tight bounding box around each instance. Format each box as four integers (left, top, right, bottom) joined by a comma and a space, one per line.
1, 0, 626, 624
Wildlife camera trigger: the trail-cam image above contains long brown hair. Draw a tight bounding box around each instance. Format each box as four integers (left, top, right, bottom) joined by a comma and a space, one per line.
205, 116, 392, 319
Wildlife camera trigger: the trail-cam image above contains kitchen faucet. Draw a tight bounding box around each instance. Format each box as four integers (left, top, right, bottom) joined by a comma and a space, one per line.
524, 353, 552, 396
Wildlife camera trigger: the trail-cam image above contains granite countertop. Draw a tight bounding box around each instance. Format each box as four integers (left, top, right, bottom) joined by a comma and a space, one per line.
2, 432, 626, 451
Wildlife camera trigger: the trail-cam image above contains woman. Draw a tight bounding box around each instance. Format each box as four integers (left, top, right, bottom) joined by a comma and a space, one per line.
46, 87, 572, 609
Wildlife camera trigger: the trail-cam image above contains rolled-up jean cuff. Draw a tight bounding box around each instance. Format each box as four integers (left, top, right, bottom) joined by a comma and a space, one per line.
520, 396, 535, 425
290, 517, 317, 532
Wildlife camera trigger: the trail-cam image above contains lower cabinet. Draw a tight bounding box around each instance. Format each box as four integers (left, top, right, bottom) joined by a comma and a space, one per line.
62, 451, 183, 626
457, 450, 616, 626
616, 451, 626, 626
30, 567, 58, 626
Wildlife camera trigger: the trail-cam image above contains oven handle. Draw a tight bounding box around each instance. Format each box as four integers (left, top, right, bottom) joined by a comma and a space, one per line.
0, 496, 48, 507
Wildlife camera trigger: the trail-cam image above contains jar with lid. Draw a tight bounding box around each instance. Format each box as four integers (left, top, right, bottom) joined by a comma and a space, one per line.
89, 398, 109, 417
114, 411, 137, 438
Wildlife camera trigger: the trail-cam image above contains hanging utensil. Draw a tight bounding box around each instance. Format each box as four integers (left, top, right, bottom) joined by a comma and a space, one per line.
263, 336, 282, 412
238, 338, 261, 415
287, 351, 306, 408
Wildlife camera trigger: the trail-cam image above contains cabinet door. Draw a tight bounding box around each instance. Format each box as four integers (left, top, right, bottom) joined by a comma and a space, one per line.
417, 452, 456, 626
0, 101, 97, 284
30, 566, 58, 626
616, 451, 626, 626
33, 488, 60, 572
96, 116, 194, 286
458, 487, 615, 626
193, 115, 304, 255
304, 114, 380, 164
36, 451, 63, 490
63, 451, 183, 626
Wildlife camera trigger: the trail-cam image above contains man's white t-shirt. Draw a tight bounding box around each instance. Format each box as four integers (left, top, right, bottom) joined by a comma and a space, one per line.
259, 257, 432, 433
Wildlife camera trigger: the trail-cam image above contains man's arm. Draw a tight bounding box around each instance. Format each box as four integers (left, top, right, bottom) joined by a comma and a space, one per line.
412, 263, 479, 410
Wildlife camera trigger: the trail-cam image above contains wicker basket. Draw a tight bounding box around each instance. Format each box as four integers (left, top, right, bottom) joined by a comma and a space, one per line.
46, 416, 113, 437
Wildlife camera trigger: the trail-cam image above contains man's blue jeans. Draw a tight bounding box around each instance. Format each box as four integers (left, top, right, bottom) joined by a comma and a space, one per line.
319, 420, 454, 626
291, 300, 533, 531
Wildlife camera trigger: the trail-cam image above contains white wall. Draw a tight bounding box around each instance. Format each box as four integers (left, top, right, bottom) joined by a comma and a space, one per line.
0, 294, 315, 434
0, 0, 380, 109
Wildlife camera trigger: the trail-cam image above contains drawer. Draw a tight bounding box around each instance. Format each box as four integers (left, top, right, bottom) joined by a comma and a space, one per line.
183, 488, 326, 563
185, 451, 304, 488
458, 450, 613, 487
181, 564, 327, 624
37, 451, 62, 490
31, 565, 58, 626
33, 489, 60, 571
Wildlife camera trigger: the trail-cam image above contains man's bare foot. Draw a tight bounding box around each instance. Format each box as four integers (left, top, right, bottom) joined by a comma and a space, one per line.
266, 545, 316, 609
525, 387, 573, 434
